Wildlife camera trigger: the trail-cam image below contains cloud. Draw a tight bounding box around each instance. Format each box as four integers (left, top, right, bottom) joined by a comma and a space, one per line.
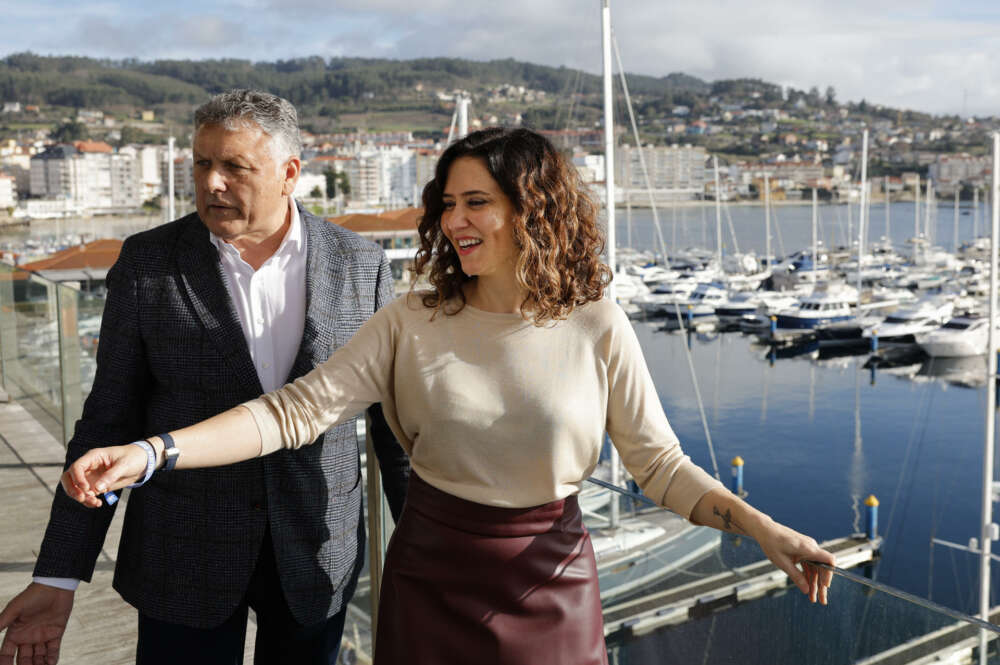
64, 14, 249, 58
2, 0, 1000, 115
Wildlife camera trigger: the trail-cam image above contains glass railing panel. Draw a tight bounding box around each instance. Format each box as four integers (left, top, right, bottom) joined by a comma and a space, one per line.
0, 263, 64, 440
56, 281, 84, 444
354, 471, 1000, 665
594, 494, 1000, 665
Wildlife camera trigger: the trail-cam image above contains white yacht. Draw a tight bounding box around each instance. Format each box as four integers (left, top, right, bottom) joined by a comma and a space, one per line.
862, 297, 955, 345
916, 315, 991, 357
660, 282, 726, 330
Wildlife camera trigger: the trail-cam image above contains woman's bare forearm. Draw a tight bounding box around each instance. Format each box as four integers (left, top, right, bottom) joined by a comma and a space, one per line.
689, 488, 773, 539
145, 406, 263, 470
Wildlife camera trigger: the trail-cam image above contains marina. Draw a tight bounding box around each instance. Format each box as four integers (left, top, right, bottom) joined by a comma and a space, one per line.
5, 197, 1000, 662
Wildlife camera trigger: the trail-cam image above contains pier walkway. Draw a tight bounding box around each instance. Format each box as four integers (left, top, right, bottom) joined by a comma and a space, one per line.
602, 535, 882, 637
0, 398, 259, 663
856, 607, 1000, 665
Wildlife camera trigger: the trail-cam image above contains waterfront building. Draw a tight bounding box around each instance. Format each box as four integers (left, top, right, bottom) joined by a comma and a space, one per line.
344, 146, 418, 206
734, 160, 826, 194
928, 153, 992, 195
615, 144, 707, 202
120, 144, 162, 203
573, 153, 606, 185
161, 151, 195, 205
28, 142, 141, 215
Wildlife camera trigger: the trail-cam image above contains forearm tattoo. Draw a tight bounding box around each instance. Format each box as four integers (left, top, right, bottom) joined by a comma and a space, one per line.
713, 506, 745, 534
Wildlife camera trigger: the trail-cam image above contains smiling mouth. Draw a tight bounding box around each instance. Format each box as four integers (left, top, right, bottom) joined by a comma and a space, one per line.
456, 239, 482, 254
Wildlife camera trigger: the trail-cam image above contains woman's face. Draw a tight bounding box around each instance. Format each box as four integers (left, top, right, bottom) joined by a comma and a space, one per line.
440, 156, 518, 281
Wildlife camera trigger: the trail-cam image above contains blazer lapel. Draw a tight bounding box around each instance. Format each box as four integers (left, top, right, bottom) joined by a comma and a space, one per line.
176, 219, 263, 394
288, 208, 345, 381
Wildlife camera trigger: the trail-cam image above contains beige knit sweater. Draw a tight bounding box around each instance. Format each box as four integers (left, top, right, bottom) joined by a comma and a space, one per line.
243, 293, 723, 515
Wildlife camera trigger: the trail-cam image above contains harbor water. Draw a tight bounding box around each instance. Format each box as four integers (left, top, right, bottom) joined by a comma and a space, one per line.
3, 201, 998, 663
609, 200, 1000, 663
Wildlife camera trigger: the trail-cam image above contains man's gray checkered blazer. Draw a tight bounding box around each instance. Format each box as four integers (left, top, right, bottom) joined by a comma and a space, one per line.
33, 203, 410, 629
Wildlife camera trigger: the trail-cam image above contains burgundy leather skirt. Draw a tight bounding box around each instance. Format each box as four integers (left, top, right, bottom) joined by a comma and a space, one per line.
374, 473, 608, 665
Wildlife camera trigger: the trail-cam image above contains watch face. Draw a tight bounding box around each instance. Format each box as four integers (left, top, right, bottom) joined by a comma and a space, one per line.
164, 446, 180, 471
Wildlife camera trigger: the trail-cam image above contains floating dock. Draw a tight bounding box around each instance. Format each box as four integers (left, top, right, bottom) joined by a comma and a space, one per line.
855, 607, 1000, 665
602, 535, 881, 636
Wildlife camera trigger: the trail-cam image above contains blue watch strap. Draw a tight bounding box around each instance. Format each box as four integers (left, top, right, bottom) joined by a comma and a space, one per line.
160, 432, 179, 472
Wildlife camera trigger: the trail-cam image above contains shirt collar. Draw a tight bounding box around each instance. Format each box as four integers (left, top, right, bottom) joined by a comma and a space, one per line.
209, 197, 303, 259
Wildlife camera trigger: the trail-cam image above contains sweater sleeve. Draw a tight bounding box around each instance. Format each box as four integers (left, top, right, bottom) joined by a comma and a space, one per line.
603, 307, 725, 518
243, 299, 399, 455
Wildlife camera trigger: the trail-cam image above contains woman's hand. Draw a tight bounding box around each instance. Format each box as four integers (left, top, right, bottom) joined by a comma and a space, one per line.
752, 516, 835, 604
59, 445, 148, 508
690, 489, 835, 604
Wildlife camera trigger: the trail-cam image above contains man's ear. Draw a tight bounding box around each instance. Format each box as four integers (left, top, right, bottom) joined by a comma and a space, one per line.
282, 156, 302, 196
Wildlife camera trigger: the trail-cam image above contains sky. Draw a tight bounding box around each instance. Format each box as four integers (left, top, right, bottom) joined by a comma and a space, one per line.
3, 0, 1000, 117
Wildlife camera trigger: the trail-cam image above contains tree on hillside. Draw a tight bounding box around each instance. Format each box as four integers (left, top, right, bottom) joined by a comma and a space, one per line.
51, 120, 88, 142
825, 86, 837, 106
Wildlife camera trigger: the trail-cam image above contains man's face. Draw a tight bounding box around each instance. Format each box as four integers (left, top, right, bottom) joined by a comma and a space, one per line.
193, 121, 300, 243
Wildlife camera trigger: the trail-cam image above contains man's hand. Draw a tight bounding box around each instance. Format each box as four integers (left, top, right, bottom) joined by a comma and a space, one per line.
0, 583, 74, 665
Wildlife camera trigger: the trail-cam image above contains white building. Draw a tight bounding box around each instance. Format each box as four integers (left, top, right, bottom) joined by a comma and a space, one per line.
615, 144, 707, 202
0, 174, 15, 208
929, 153, 991, 195
572, 154, 605, 184
29, 142, 141, 214
344, 146, 418, 207
120, 144, 162, 202
293, 172, 328, 200
162, 152, 195, 206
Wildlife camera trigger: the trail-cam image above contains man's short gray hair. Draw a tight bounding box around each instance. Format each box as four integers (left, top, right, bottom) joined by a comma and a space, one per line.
195, 89, 302, 160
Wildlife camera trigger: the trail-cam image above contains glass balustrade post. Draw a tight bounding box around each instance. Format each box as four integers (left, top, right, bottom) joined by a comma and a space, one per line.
0, 263, 16, 396
56, 282, 83, 446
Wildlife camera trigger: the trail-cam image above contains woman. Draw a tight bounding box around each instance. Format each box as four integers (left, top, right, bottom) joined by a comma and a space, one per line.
64, 127, 834, 664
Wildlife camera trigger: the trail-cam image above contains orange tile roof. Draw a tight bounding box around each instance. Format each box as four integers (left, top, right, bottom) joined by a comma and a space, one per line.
73, 140, 114, 153
328, 207, 423, 233
19, 238, 123, 271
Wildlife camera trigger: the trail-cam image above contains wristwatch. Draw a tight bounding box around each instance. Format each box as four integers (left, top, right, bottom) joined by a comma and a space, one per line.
160, 432, 180, 472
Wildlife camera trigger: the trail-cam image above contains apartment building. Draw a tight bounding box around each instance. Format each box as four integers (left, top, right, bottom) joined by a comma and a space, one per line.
29, 141, 141, 214
344, 146, 418, 206
0, 174, 15, 208
929, 153, 992, 195
615, 144, 707, 202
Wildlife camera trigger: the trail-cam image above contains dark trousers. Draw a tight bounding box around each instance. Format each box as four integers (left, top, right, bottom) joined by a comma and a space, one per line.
136, 529, 348, 665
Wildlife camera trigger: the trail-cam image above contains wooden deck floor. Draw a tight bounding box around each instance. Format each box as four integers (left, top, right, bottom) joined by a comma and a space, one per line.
0, 398, 259, 663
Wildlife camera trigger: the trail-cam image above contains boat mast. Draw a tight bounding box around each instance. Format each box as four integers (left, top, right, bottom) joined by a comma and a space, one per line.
954, 189, 960, 253
885, 176, 891, 244
713, 156, 723, 267
812, 188, 818, 285
764, 173, 771, 268
857, 128, 869, 307
601, 0, 621, 529
980, 133, 1000, 665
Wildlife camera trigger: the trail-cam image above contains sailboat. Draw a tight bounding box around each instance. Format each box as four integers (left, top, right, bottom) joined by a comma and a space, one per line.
589, 0, 720, 603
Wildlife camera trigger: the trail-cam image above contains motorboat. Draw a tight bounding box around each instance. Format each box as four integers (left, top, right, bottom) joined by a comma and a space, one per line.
916, 314, 991, 357
773, 282, 858, 330
716, 289, 804, 328
660, 282, 726, 330
862, 297, 955, 345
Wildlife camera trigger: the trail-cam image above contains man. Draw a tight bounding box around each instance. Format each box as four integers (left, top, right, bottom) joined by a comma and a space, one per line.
0, 90, 409, 664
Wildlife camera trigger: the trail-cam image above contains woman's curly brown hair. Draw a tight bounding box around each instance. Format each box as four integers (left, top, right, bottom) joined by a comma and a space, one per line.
412, 127, 612, 324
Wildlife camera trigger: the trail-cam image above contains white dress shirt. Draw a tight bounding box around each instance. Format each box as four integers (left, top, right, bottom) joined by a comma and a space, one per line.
209, 197, 307, 393
36, 198, 307, 592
